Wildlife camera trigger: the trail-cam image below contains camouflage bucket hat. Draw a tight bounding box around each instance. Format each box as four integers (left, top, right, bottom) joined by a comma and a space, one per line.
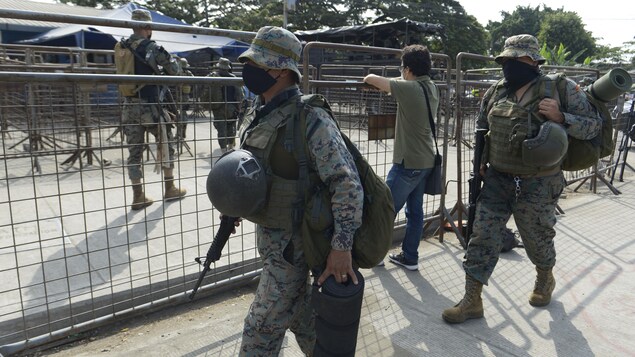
131, 9, 152, 22
495, 34, 546, 65
215, 57, 232, 71
179, 58, 190, 68
238, 26, 302, 80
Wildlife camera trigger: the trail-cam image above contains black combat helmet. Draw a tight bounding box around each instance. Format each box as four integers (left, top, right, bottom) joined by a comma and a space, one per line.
207, 149, 267, 217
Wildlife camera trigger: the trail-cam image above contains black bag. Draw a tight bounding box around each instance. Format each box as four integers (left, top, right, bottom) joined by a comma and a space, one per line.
419, 82, 444, 195
425, 153, 443, 195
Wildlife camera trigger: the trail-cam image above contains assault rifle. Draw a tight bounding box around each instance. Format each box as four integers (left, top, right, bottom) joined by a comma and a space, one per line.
466, 128, 487, 244
189, 215, 238, 300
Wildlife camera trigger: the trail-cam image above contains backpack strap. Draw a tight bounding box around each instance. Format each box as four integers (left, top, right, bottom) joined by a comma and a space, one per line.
289, 95, 336, 232
484, 79, 508, 114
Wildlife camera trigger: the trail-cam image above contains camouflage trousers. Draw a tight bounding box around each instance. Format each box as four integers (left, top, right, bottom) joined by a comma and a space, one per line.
212, 113, 237, 149
240, 226, 315, 356
464, 168, 566, 284
123, 103, 175, 180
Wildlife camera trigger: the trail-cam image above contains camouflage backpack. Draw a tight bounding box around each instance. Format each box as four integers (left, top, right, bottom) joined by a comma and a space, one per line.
291, 94, 395, 270
114, 38, 148, 97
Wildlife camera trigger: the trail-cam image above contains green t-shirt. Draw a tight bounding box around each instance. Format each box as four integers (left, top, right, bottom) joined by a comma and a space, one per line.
389, 76, 439, 169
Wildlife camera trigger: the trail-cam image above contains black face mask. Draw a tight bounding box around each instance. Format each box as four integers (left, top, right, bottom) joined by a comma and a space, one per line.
502, 59, 540, 92
242, 63, 278, 95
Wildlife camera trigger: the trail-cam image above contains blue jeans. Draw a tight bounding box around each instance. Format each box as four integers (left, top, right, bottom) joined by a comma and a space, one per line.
386, 163, 433, 262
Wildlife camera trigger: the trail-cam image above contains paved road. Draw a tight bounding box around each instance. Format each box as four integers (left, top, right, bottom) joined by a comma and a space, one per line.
19, 153, 635, 357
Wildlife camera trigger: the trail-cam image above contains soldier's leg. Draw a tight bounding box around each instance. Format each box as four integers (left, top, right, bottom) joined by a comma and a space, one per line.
240, 228, 314, 356
228, 117, 237, 148
212, 114, 228, 150
513, 173, 565, 307
147, 123, 185, 200
512, 173, 565, 269
463, 169, 515, 285
444, 169, 514, 323
123, 110, 152, 209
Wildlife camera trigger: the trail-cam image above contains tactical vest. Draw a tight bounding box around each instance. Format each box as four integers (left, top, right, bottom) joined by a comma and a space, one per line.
240, 96, 321, 229
487, 77, 561, 175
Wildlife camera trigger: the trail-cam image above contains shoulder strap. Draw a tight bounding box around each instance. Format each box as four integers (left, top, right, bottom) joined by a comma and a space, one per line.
289, 95, 336, 231
417, 82, 440, 156
122, 38, 160, 75
484, 79, 508, 114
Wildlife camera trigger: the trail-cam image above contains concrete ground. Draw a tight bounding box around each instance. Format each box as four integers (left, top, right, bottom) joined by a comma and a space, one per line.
14, 154, 635, 356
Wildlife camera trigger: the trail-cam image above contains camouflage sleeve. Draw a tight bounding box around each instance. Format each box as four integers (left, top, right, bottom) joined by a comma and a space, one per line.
305, 107, 363, 251
562, 79, 602, 140
145, 41, 181, 75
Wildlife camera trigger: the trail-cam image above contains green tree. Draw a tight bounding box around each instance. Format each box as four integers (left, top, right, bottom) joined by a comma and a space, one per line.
539, 43, 591, 66
363, 0, 488, 63
146, 0, 201, 25
537, 11, 596, 62
486, 5, 555, 55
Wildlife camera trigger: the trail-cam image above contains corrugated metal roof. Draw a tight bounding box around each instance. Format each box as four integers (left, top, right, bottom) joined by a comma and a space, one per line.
0, 0, 106, 28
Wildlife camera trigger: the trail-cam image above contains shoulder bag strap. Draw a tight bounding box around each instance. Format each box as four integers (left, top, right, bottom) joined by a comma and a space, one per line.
418, 81, 440, 156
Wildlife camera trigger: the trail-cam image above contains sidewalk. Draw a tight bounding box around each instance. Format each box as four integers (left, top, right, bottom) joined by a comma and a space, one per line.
17, 160, 635, 356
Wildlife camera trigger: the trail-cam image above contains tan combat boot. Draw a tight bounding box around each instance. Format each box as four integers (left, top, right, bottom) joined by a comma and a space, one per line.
442, 274, 484, 324
131, 179, 153, 210
163, 168, 186, 201
529, 267, 555, 307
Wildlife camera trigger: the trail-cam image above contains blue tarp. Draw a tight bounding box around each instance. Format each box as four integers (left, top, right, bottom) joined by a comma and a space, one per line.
19, 3, 248, 59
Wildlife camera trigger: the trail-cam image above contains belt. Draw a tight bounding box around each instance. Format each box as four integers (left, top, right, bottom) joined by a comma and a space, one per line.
494, 166, 561, 179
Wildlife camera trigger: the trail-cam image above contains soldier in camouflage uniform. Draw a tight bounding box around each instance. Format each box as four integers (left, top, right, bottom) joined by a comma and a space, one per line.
207, 57, 244, 152
235, 26, 363, 355
442, 34, 602, 323
118, 9, 186, 210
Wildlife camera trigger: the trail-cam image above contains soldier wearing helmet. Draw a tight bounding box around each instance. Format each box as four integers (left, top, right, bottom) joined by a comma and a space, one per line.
442, 34, 602, 324
115, 8, 186, 211
221, 26, 363, 355
205, 57, 244, 152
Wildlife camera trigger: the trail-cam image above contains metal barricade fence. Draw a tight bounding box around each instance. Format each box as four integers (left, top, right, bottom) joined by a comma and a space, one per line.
0, 42, 453, 353
0, 72, 263, 354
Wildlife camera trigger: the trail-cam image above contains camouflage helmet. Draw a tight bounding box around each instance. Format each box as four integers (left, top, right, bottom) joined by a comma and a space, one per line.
238, 26, 302, 80
131, 9, 152, 22
179, 58, 190, 69
215, 57, 232, 71
495, 34, 546, 65
206, 149, 267, 217
522, 121, 568, 168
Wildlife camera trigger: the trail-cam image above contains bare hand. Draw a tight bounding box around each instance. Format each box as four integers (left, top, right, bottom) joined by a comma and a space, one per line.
220, 215, 242, 234
538, 98, 565, 124
317, 249, 358, 286
479, 164, 488, 177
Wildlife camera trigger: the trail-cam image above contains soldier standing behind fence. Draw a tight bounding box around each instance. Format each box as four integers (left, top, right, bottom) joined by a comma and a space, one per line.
207, 57, 244, 153
115, 9, 186, 211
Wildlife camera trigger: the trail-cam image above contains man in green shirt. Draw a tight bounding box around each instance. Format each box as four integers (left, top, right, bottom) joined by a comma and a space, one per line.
364, 45, 439, 271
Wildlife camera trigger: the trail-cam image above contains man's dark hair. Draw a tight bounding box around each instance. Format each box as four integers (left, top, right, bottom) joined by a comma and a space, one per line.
401, 45, 431, 76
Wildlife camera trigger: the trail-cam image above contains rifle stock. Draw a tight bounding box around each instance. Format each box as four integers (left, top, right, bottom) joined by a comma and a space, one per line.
466, 129, 487, 244
189, 215, 237, 300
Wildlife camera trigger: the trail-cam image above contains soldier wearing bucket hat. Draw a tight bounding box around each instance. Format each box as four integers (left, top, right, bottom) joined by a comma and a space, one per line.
114, 8, 185, 211
229, 26, 363, 355
442, 34, 602, 324
205, 57, 243, 152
